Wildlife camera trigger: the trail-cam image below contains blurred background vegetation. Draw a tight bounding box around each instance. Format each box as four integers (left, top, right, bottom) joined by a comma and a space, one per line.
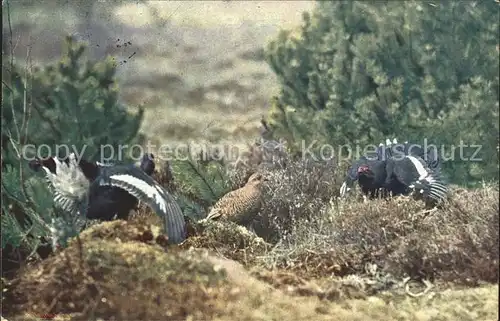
1, 1, 499, 265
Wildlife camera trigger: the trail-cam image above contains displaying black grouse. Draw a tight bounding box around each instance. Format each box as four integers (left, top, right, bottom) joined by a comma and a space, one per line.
384, 154, 449, 206
340, 138, 447, 205
29, 152, 186, 244
78, 153, 154, 221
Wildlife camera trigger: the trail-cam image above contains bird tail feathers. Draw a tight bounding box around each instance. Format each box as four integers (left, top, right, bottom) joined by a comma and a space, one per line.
412, 172, 448, 204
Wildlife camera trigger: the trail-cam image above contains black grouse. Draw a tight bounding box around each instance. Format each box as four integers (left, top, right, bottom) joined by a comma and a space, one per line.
28, 152, 186, 244
383, 154, 449, 206
340, 138, 443, 201
339, 154, 390, 200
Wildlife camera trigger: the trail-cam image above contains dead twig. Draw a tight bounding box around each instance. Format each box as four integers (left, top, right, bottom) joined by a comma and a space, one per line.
4, 1, 36, 210
6, 0, 21, 141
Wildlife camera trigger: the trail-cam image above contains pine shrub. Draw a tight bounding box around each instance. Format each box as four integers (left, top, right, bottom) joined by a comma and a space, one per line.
1, 36, 145, 261
264, 1, 499, 185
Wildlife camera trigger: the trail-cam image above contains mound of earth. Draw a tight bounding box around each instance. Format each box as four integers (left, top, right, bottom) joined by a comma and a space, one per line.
3, 221, 233, 320
2, 220, 499, 321
181, 220, 271, 266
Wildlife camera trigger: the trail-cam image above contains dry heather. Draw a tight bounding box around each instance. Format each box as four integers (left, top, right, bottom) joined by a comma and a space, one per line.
261, 186, 499, 285
3, 216, 498, 321
2, 149, 498, 320
233, 142, 344, 243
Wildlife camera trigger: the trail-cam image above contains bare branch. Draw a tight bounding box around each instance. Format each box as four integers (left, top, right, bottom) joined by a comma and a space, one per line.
2, 80, 14, 93
4, 0, 38, 212
6, 129, 21, 158
6, 0, 21, 141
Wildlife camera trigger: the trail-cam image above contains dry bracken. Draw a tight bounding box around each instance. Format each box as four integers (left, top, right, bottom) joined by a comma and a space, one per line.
203, 172, 268, 226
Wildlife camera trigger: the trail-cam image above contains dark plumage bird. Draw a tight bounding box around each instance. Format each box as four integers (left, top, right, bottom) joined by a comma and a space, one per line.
340, 154, 390, 200
28, 152, 186, 244
85, 153, 156, 221
340, 138, 443, 201
384, 154, 449, 206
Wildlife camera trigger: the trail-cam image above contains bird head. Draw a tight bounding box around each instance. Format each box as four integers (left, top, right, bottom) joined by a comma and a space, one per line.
29, 157, 57, 174
341, 158, 371, 197
357, 164, 374, 178
139, 153, 155, 176
247, 172, 269, 185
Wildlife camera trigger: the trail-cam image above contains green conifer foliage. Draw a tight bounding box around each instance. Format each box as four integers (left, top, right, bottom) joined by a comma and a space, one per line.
170, 149, 233, 221
2, 36, 144, 165
1, 36, 145, 255
264, 1, 499, 184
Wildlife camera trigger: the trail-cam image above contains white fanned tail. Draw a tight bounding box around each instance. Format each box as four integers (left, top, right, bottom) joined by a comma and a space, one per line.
41, 153, 90, 216
405, 155, 448, 204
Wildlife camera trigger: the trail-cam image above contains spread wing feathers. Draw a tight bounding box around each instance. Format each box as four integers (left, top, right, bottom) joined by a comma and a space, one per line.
96, 165, 186, 244
386, 155, 448, 203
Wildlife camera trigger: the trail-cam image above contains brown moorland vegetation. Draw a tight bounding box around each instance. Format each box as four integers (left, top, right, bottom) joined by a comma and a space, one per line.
2, 161, 498, 320
1, 2, 498, 320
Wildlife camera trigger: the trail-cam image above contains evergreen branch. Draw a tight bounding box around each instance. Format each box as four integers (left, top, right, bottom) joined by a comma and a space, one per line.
1, 179, 24, 205
32, 96, 63, 140
184, 158, 218, 201
2, 179, 52, 233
